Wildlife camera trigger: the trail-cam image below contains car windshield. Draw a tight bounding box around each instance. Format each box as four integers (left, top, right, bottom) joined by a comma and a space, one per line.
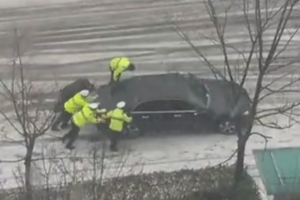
133, 100, 196, 112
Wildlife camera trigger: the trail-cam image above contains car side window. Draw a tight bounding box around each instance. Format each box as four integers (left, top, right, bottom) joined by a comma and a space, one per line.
134, 100, 195, 112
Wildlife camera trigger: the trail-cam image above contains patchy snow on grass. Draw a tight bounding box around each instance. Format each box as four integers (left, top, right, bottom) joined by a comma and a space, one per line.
0, 114, 298, 200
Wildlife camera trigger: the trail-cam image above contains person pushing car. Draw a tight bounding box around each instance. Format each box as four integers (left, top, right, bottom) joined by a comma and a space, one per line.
51, 89, 91, 131
106, 101, 132, 152
53, 78, 95, 113
62, 103, 107, 150
109, 57, 136, 84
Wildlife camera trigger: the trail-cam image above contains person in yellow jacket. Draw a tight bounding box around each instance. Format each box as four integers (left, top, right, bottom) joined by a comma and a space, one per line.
51, 89, 91, 131
109, 57, 135, 84
106, 101, 132, 152
62, 103, 107, 150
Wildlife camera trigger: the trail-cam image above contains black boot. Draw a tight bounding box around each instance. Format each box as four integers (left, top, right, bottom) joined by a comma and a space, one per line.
60, 123, 69, 129
65, 143, 75, 150
61, 135, 68, 143
110, 144, 118, 152
65, 133, 76, 150
64, 123, 79, 150
51, 113, 64, 131
65, 137, 75, 150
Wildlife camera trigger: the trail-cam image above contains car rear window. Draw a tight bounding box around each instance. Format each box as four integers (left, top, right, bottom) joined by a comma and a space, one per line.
134, 100, 195, 112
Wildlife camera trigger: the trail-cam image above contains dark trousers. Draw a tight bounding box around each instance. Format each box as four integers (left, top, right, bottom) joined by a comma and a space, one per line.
63, 121, 80, 148
109, 68, 114, 85
109, 69, 117, 95
109, 129, 121, 151
51, 110, 72, 130
109, 68, 122, 86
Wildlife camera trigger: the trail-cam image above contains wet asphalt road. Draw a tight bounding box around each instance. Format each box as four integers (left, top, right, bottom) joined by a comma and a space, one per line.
0, 0, 299, 133
0, 0, 298, 145
0, 0, 299, 111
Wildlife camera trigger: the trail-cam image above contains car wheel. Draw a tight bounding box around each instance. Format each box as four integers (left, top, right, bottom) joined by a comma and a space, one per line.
123, 125, 140, 139
218, 120, 237, 135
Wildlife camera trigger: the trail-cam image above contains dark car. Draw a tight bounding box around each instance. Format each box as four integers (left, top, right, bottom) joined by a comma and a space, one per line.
96, 73, 251, 136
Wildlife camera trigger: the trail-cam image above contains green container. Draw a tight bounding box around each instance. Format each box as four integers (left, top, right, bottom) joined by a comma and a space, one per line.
253, 147, 300, 195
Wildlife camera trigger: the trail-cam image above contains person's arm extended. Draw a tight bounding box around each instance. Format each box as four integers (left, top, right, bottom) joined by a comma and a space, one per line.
123, 113, 132, 123
106, 111, 113, 119
113, 67, 126, 81
75, 95, 90, 107
86, 95, 98, 102
89, 113, 103, 124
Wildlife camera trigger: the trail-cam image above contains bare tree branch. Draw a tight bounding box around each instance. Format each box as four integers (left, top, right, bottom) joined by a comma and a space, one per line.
204, 0, 234, 81
0, 27, 58, 200
172, 0, 300, 183
249, 132, 272, 149
172, 23, 226, 80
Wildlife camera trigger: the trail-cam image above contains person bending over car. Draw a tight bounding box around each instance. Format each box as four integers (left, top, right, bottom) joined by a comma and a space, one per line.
51, 90, 91, 131
106, 101, 132, 152
109, 57, 135, 84
62, 103, 107, 150
54, 78, 95, 113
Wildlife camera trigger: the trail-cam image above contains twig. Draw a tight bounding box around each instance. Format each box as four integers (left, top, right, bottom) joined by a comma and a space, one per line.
172, 22, 226, 80
249, 132, 272, 151
213, 149, 238, 167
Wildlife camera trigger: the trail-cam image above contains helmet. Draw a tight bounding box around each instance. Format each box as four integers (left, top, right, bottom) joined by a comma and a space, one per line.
79, 89, 89, 97
89, 103, 99, 110
116, 101, 126, 109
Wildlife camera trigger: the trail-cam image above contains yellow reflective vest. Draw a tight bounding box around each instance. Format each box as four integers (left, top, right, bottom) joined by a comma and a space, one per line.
106, 108, 132, 132
109, 57, 131, 82
64, 92, 89, 114
72, 105, 100, 127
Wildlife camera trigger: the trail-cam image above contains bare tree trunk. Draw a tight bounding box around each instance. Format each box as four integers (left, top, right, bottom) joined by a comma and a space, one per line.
24, 141, 35, 200
234, 136, 247, 183
234, 115, 252, 184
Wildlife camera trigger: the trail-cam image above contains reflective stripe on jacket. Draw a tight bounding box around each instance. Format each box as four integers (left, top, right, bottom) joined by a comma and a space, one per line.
109, 57, 131, 81
72, 105, 99, 127
64, 93, 89, 114
106, 108, 132, 132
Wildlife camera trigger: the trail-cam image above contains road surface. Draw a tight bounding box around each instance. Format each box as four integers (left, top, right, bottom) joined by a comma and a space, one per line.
0, 0, 300, 199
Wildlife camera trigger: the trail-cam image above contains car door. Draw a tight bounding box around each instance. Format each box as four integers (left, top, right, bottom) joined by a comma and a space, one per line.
131, 99, 199, 133
131, 100, 168, 133
158, 99, 213, 132
163, 99, 201, 131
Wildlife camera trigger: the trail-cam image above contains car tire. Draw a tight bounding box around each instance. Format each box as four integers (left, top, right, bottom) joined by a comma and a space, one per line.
123, 125, 140, 139
218, 120, 237, 135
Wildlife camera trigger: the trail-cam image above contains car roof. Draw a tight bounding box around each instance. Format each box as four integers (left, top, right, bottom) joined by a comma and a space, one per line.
97, 73, 208, 110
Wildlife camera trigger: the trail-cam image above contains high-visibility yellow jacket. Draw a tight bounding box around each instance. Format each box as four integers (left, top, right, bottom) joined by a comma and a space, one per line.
109, 57, 131, 82
106, 108, 132, 132
72, 105, 102, 127
64, 92, 89, 114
